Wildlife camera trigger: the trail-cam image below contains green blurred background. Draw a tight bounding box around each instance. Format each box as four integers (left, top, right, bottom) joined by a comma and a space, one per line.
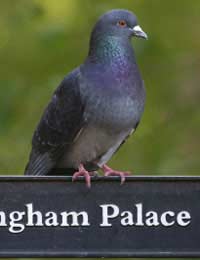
0, 1, 199, 260
1, 0, 199, 175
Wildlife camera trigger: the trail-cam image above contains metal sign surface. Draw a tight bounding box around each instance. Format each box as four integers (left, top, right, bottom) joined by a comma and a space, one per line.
0, 176, 199, 258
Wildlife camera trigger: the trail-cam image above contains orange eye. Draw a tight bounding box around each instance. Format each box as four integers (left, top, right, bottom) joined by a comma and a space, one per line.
117, 20, 127, 27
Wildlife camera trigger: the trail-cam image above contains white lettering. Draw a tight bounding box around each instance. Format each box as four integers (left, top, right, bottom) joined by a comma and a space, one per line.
26, 203, 43, 226
100, 204, 119, 227
9, 211, 25, 233
60, 211, 90, 226
0, 202, 191, 233
135, 203, 144, 226
45, 212, 59, 226
177, 211, 191, 226
145, 211, 159, 226
0, 211, 7, 227
160, 211, 175, 226
121, 211, 134, 226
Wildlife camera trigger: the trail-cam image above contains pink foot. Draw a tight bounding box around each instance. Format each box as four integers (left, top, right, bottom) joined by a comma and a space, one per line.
102, 165, 131, 185
72, 164, 92, 188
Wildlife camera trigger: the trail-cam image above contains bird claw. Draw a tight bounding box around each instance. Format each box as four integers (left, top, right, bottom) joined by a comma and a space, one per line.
102, 165, 131, 185
72, 164, 92, 188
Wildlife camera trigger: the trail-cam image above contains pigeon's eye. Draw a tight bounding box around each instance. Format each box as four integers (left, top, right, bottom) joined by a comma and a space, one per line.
117, 20, 127, 28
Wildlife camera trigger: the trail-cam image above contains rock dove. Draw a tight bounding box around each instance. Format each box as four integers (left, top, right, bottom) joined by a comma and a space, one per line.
24, 9, 147, 187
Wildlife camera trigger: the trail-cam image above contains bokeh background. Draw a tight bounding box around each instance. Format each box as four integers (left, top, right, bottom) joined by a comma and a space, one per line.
0, 1, 199, 172
0, 0, 199, 260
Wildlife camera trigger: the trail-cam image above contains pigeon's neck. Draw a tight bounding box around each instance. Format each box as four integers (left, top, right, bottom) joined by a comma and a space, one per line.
87, 35, 136, 70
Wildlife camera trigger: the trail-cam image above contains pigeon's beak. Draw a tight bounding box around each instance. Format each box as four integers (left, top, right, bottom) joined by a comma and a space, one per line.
130, 25, 148, 40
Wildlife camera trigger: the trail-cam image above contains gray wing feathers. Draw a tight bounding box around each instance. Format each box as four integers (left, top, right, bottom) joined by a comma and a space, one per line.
24, 68, 85, 176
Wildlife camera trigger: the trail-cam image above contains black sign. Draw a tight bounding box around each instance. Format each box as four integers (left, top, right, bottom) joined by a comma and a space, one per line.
0, 176, 199, 258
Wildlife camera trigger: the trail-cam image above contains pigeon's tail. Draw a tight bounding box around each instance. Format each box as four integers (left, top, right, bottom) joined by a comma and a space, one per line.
24, 163, 76, 176
24, 147, 77, 176
24, 148, 54, 176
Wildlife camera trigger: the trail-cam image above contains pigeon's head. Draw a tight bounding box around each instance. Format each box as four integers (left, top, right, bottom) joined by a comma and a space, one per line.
92, 9, 148, 40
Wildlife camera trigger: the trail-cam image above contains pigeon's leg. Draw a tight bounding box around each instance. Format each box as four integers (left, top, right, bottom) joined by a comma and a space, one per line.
102, 164, 131, 185
72, 164, 93, 188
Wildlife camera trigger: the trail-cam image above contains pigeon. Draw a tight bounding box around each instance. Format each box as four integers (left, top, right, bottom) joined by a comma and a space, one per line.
24, 9, 147, 188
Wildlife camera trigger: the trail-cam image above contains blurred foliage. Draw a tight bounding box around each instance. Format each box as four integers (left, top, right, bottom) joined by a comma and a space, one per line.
0, 1, 200, 260
0, 0, 199, 176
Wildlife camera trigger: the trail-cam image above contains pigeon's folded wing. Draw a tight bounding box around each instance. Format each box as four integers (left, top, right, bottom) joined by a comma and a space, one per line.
24, 68, 85, 176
